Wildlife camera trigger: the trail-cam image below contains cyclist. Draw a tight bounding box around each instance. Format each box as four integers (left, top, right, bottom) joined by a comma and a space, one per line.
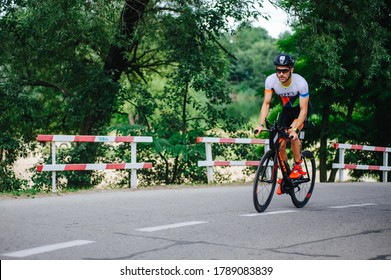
254, 54, 310, 195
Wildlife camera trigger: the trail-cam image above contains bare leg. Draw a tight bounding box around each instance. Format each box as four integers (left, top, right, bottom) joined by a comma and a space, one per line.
279, 140, 288, 161
291, 138, 301, 162
290, 120, 302, 162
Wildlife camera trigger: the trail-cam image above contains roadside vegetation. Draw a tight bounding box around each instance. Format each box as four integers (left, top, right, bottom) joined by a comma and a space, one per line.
1, 0, 390, 193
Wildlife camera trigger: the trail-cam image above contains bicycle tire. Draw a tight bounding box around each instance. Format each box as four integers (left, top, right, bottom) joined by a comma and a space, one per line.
289, 150, 316, 208
253, 150, 277, 212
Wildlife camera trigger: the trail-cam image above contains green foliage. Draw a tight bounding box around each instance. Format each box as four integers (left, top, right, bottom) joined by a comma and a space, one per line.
0, 80, 43, 191
4, 0, 389, 189
219, 26, 278, 126
1, 0, 267, 190
105, 1, 272, 185
0, 0, 122, 190
275, 0, 391, 181
223, 26, 278, 90
0, 163, 29, 193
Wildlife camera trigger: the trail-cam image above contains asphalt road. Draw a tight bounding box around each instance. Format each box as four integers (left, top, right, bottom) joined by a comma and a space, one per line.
1, 182, 390, 260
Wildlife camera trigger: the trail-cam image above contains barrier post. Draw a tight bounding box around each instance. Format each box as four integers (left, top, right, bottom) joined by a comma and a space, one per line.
338, 147, 345, 182
51, 141, 57, 192
384, 151, 388, 183
204, 142, 214, 183
131, 142, 137, 188
265, 143, 270, 153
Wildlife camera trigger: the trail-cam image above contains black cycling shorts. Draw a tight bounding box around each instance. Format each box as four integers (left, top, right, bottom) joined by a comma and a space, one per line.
279, 103, 312, 128
280, 107, 300, 127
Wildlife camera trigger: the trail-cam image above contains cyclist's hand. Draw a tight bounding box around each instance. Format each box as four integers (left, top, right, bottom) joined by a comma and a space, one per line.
288, 129, 298, 141
254, 125, 264, 136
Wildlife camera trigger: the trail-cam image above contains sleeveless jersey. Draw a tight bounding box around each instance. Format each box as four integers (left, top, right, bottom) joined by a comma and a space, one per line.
265, 73, 309, 108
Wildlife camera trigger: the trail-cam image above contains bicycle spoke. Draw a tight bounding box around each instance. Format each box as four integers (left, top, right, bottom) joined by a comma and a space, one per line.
253, 150, 276, 212
289, 150, 316, 208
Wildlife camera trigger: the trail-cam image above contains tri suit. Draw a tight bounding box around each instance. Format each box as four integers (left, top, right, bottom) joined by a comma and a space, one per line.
264, 73, 311, 127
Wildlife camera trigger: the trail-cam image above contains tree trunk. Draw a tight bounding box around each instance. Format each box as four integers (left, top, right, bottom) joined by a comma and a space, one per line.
319, 87, 332, 182
328, 151, 339, 182
79, 0, 150, 134
68, 0, 150, 188
78, 0, 150, 135
104, 0, 150, 80
182, 83, 189, 134
172, 155, 179, 184
346, 76, 364, 124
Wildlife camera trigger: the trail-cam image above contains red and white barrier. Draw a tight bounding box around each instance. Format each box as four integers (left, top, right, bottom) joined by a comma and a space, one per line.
198, 161, 260, 167
196, 137, 268, 145
333, 143, 391, 152
37, 135, 151, 143
37, 134, 153, 191
37, 163, 152, 172
196, 137, 269, 183
332, 143, 390, 182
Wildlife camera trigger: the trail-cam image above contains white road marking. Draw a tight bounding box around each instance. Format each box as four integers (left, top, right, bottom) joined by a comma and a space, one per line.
136, 221, 208, 232
2, 240, 95, 258
241, 210, 299, 217
329, 203, 377, 209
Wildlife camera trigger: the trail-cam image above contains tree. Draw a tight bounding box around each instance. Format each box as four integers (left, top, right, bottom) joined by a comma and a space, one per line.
0, 0, 266, 190
111, 2, 268, 185
221, 26, 279, 122
276, 0, 391, 182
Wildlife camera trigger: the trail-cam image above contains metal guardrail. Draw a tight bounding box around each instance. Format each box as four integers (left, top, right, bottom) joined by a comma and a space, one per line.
196, 137, 269, 183
37, 135, 153, 191
332, 143, 390, 182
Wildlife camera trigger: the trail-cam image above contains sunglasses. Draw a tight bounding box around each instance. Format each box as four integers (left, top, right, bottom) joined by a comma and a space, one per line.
276, 68, 290, 74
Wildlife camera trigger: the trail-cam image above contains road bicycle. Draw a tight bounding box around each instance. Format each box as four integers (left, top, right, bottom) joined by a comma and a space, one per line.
253, 119, 316, 212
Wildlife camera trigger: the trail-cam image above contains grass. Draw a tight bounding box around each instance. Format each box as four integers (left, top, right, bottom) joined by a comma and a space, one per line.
0, 186, 89, 198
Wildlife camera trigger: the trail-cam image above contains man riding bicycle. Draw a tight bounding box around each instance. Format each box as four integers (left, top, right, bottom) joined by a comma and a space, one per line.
254, 54, 310, 195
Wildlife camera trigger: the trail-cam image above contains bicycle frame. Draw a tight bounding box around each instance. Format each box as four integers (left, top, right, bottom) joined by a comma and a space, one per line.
253, 118, 316, 212
266, 120, 310, 190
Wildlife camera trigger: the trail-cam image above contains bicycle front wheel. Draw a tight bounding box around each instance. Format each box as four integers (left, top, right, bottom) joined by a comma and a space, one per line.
253, 150, 277, 212
289, 150, 316, 208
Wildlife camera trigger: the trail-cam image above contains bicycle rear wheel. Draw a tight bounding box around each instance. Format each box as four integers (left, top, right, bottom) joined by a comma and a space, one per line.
289, 150, 316, 208
253, 150, 277, 212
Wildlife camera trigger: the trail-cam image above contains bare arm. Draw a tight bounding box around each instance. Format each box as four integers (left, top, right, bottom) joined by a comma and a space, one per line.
254, 91, 272, 135
296, 97, 309, 129
288, 97, 309, 140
